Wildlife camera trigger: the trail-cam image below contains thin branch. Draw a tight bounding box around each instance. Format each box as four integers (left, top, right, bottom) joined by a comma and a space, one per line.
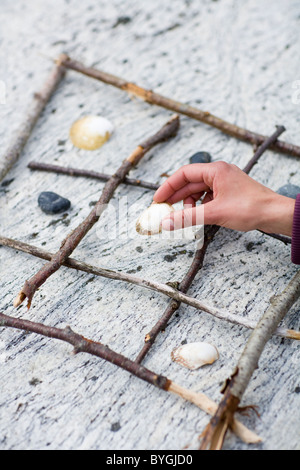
0, 311, 261, 445
1, 235, 299, 341
27, 161, 159, 191
242, 125, 286, 173
59, 55, 300, 158
13, 115, 180, 308
199, 269, 300, 450
258, 231, 291, 245
167, 382, 261, 445
0, 54, 66, 182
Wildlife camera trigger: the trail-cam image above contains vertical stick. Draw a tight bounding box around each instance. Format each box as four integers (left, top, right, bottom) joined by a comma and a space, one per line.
14, 115, 180, 308
0, 54, 67, 182
135, 226, 218, 363
200, 269, 300, 450
242, 125, 286, 174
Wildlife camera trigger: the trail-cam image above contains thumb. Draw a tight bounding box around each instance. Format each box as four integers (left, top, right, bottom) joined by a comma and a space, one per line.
161, 201, 218, 231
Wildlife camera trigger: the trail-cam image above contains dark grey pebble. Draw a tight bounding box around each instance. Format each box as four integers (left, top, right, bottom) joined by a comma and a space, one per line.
1, 178, 14, 187
38, 191, 71, 214
189, 151, 212, 164
111, 422, 121, 432
276, 184, 300, 199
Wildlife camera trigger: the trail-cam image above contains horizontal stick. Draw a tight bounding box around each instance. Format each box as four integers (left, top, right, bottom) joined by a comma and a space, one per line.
60, 55, 300, 158
0, 311, 261, 444
1, 235, 298, 341
28, 161, 159, 191
0, 312, 170, 389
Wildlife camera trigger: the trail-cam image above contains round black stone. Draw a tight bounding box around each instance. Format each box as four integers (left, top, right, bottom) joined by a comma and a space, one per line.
276, 184, 300, 199
189, 151, 212, 164
38, 191, 71, 214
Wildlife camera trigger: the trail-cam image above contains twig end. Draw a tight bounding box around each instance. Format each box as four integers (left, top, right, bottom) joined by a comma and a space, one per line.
13, 291, 26, 308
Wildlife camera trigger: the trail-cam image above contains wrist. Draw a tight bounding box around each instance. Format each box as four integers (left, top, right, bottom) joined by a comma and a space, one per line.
257, 192, 295, 237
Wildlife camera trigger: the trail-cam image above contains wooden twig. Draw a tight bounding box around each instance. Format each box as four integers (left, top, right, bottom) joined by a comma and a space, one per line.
59, 55, 300, 158
0, 311, 261, 445
0, 54, 66, 182
258, 231, 291, 245
242, 125, 286, 173
27, 161, 159, 191
135, 226, 218, 363
135, 126, 289, 363
167, 382, 261, 446
13, 115, 180, 308
199, 269, 300, 450
2, 235, 299, 341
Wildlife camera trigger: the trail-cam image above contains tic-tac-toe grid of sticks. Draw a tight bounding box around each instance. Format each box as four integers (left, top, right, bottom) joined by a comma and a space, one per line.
1, 54, 300, 450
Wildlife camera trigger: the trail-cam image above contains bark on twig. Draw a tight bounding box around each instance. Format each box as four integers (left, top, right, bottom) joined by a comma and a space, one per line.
242, 125, 286, 173
13, 115, 180, 308
28, 161, 159, 191
0, 54, 67, 182
257, 231, 291, 245
199, 269, 300, 450
2, 235, 299, 341
59, 56, 300, 158
0, 311, 261, 445
167, 382, 261, 445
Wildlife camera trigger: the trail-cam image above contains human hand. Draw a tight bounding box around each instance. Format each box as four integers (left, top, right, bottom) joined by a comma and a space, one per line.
153, 162, 295, 236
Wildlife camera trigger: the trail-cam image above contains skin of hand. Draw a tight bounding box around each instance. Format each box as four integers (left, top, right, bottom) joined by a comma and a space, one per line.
153, 162, 295, 237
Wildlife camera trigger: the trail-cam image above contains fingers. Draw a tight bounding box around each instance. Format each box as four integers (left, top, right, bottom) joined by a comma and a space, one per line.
153, 164, 212, 203
161, 201, 219, 231
184, 192, 204, 208
167, 183, 208, 204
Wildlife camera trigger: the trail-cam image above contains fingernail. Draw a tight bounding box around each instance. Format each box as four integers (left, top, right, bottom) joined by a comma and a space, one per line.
161, 217, 174, 231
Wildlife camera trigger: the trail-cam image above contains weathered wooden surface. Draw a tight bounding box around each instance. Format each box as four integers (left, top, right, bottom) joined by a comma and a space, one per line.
0, 0, 299, 450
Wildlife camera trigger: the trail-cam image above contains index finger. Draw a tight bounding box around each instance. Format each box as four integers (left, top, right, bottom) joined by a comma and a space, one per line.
153, 163, 212, 203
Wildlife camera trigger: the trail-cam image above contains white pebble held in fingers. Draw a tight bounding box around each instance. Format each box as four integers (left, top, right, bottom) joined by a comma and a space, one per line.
136, 202, 175, 235
69, 115, 114, 150
171, 342, 219, 370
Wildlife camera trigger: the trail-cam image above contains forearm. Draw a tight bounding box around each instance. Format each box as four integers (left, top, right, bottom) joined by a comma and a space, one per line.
256, 193, 295, 237
154, 161, 297, 239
